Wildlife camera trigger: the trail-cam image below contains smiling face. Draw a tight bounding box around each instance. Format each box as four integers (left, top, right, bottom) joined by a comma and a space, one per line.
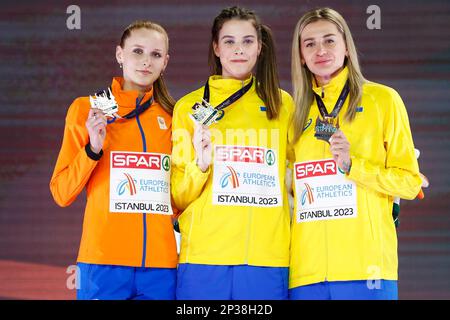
116, 28, 169, 92
300, 19, 348, 85
213, 19, 261, 80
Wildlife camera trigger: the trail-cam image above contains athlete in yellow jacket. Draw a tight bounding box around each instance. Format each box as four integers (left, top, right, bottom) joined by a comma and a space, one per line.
50, 21, 178, 300
171, 7, 294, 300
172, 77, 293, 266
288, 8, 422, 299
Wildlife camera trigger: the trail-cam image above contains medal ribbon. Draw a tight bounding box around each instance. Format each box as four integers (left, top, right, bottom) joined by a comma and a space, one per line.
122, 96, 154, 119
203, 77, 254, 111
314, 80, 350, 119
105, 86, 154, 124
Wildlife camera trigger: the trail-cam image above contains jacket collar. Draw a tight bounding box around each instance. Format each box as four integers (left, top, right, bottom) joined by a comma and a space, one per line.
207, 74, 254, 96
312, 66, 349, 100
110, 77, 154, 116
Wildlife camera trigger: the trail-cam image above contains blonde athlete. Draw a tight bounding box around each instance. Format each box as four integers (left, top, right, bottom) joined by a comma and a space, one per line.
288, 8, 422, 300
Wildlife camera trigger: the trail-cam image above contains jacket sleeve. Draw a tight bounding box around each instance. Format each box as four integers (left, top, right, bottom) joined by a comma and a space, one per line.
170, 100, 211, 211
49, 98, 99, 207
347, 88, 422, 200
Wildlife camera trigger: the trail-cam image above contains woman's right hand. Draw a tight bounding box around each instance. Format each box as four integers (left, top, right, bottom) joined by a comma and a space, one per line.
192, 122, 212, 172
85, 108, 107, 154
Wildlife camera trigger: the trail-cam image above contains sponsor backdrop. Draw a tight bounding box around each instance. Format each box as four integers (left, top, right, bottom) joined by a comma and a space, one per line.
0, 0, 449, 299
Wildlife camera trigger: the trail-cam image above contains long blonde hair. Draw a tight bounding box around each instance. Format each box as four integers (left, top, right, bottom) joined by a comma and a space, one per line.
291, 7, 366, 142
120, 20, 176, 115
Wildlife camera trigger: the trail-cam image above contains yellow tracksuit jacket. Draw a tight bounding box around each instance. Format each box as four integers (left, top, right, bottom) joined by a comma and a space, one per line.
171, 75, 294, 266
288, 67, 422, 288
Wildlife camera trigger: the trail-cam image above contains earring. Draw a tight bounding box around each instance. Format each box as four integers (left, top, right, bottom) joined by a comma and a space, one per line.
119, 63, 123, 69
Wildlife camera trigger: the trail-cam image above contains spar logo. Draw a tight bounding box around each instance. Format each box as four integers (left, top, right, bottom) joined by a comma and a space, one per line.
117, 173, 137, 196
215, 146, 276, 166
301, 183, 314, 205
295, 159, 337, 179
112, 152, 161, 170
161, 156, 170, 172
220, 166, 240, 189
265, 150, 275, 166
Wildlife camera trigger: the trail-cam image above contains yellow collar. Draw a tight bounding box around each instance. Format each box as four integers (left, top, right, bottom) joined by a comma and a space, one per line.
207, 74, 254, 96
312, 67, 349, 99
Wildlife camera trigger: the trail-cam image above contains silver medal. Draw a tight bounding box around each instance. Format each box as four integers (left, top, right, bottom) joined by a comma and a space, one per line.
191, 99, 223, 126
89, 88, 120, 118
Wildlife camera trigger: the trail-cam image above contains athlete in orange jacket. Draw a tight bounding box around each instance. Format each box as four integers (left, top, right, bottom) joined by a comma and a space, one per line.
50, 21, 178, 300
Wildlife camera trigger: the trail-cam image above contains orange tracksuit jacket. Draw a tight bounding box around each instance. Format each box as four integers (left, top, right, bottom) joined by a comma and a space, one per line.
50, 77, 177, 268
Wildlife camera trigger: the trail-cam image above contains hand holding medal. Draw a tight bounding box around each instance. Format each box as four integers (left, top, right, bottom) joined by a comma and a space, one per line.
85, 108, 107, 154
329, 130, 351, 174
192, 120, 212, 173
86, 88, 120, 154
189, 77, 253, 172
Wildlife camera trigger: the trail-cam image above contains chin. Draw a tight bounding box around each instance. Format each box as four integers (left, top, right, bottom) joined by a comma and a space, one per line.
312, 67, 338, 79
133, 78, 156, 88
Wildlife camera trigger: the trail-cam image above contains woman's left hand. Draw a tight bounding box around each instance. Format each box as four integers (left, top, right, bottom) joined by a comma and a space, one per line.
329, 130, 352, 173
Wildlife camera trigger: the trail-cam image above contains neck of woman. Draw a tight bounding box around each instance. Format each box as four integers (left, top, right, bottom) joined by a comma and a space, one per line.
123, 81, 152, 100
314, 67, 343, 87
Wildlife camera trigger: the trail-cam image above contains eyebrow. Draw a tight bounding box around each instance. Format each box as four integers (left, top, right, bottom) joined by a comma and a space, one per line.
302, 33, 337, 42
131, 44, 162, 52
220, 35, 256, 40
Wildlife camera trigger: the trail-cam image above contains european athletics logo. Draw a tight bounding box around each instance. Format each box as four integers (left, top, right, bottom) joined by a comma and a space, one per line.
301, 183, 314, 206
117, 173, 137, 196
220, 166, 240, 189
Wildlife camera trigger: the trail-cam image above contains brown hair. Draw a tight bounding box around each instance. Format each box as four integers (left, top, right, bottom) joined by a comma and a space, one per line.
120, 20, 175, 115
291, 7, 366, 142
208, 6, 282, 120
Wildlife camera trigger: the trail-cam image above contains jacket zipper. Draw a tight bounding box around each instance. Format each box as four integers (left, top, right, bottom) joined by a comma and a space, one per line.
322, 88, 328, 282
243, 78, 251, 265
135, 97, 148, 268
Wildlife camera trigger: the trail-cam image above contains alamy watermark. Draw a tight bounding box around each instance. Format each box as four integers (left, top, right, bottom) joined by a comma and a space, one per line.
66, 5, 81, 30
366, 265, 382, 290
366, 5, 381, 30
66, 264, 80, 290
